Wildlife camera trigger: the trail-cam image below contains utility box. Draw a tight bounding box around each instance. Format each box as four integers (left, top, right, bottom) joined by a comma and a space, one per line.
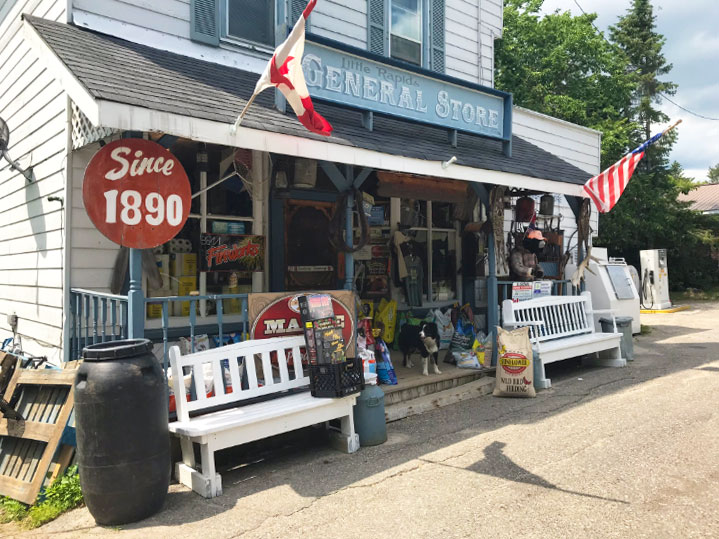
639, 249, 672, 310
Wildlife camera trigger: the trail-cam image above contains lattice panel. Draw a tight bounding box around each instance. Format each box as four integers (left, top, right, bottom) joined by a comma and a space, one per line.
71, 101, 117, 149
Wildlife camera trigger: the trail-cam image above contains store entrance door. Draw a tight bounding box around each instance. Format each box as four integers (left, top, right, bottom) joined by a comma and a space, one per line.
284, 199, 339, 291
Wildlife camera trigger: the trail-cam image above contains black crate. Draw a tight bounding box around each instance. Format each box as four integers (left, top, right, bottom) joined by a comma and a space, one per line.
309, 359, 365, 398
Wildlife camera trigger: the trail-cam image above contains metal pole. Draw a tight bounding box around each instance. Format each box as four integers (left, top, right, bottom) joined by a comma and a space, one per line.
487, 229, 498, 366
344, 185, 354, 290
128, 247, 145, 339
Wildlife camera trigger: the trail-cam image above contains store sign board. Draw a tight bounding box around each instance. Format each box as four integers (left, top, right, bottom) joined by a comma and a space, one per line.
248, 291, 356, 356
511, 281, 553, 303
303, 41, 510, 141
83, 139, 191, 249
200, 233, 265, 272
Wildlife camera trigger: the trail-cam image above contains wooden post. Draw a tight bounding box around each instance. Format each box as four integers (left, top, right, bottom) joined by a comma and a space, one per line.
128, 247, 144, 339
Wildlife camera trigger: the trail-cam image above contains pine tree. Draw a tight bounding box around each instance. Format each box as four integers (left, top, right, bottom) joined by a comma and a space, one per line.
609, 0, 677, 143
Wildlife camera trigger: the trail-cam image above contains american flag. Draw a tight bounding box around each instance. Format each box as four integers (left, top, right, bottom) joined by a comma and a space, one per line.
583, 120, 681, 213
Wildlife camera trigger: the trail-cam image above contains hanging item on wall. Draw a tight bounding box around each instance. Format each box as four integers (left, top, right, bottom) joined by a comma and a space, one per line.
490, 186, 510, 276
515, 196, 535, 222
539, 194, 555, 216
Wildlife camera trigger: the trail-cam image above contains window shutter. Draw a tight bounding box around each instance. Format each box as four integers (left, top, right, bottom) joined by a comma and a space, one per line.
429, 0, 445, 73
368, 0, 387, 56
290, 0, 309, 28
190, 0, 220, 46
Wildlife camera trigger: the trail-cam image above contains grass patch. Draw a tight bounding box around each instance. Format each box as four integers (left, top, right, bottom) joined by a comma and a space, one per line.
672, 287, 719, 302
0, 465, 83, 530
640, 325, 653, 335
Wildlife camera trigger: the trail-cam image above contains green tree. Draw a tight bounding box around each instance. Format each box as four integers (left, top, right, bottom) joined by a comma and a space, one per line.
708, 163, 719, 183
495, 0, 637, 166
609, 0, 677, 142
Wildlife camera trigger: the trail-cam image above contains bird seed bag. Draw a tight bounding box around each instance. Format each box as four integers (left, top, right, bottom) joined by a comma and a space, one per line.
493, 326, 536, 398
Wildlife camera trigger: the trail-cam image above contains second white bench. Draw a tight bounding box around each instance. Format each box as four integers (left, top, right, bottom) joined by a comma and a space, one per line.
502, 291, 625, 389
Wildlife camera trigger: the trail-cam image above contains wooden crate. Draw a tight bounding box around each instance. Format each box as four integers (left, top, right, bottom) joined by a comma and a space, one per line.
0, 368, 76, 504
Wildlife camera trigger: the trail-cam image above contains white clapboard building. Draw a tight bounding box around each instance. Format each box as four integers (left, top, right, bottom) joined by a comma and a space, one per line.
0, 0, 601, 363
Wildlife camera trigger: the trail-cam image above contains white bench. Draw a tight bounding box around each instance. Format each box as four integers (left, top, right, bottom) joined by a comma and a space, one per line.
168, 335, 359, 498
502, 291, 625, 389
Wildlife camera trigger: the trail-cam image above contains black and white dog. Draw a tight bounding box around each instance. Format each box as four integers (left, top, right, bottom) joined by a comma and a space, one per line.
398, 322, 442, 376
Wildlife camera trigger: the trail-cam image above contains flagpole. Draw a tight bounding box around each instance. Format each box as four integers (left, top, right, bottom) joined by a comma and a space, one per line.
662, 119, 682, 136
230, 94, 258, 134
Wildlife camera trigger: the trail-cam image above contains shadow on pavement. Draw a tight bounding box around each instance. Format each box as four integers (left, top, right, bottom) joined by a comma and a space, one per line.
422, 441, 628, 504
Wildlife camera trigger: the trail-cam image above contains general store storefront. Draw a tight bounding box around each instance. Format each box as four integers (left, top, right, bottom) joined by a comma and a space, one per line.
25, 17, 593, 389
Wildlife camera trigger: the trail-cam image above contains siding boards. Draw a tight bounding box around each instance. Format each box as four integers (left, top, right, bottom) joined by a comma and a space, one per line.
446, 0, 479, 83
312, 0, 366, 49
0, 0, 67, 356
69, 147, 122, 291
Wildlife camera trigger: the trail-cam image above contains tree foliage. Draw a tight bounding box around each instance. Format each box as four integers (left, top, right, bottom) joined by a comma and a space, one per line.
708, 163, 719, 183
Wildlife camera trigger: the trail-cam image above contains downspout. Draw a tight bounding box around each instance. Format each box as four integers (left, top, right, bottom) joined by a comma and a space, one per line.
62, 96, 73, 362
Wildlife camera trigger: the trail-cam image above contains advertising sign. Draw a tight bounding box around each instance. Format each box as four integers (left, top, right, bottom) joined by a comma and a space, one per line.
248, 290, 356, 356
303, 40, 511, 142
200, 233, 265, 272
83, 139, 191, 249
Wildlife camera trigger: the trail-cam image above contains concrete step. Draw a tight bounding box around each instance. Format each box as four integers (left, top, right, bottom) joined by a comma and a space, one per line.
385, 376, 495, 423
382, 369, 492, 407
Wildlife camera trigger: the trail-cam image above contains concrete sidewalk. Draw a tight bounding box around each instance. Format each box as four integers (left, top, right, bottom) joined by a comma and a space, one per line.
4, 302, 719, 538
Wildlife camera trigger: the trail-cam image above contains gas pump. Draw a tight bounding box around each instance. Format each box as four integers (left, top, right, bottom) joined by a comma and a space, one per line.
639, 249, 672, 310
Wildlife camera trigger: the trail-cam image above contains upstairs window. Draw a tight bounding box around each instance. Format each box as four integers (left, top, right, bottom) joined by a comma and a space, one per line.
225, 0, 274, 47
390, 0, 422, 66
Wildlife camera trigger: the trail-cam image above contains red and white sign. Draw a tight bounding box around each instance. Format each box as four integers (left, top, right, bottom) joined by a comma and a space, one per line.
251, 293, 355, 350
83, 139, 191, 249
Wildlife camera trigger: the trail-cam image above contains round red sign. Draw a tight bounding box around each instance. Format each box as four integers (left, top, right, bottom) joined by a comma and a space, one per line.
251, 294, 355, 350
83, 139, 191, 249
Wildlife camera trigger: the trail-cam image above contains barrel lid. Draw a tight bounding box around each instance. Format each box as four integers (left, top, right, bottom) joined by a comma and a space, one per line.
82, 339, 153, 361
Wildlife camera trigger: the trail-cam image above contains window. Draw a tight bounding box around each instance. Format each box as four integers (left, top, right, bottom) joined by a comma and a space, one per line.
225, 0, 274, 47
390, 0, 422, 66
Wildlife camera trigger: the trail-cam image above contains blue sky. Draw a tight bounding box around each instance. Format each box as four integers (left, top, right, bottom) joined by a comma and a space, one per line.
541, 0, 719, 181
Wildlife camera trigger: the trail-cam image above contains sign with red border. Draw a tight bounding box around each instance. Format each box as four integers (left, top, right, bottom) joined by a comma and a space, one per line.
83, 139, 191, 249
248, 291, 356, 355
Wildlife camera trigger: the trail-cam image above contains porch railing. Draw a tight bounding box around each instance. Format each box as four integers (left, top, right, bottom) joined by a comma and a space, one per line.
69, 289, 249, 376
69, 289, 129, 362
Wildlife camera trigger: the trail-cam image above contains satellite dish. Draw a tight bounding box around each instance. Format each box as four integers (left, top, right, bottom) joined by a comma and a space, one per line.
0, 117, 9, 152
0, 116, 33, 182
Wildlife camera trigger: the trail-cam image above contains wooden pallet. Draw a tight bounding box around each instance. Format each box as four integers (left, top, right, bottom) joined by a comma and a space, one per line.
0, 367, 76, 504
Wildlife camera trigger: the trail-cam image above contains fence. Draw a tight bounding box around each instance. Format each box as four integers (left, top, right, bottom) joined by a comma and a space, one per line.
69, 289, 249, 376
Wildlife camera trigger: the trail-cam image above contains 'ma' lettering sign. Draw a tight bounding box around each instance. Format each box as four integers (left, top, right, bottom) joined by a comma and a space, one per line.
303, 40, 511, 141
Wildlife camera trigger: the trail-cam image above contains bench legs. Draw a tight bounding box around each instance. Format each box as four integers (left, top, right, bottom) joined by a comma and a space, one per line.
583, 345, 627, 369
175, 436, 222, 498
328, 412, 360, 454
534, 357, 552, 390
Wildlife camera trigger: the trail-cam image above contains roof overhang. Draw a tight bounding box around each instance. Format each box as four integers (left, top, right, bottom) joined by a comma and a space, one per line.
23, 17, 586, 197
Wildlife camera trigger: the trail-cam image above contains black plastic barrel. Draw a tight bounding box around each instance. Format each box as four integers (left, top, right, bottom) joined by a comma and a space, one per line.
76, 339, 170, 525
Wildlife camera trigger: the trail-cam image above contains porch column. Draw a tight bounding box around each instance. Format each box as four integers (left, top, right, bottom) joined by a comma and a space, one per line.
344, 166, 354, 290
128, 247, 145, 339
470, 183, 498, 367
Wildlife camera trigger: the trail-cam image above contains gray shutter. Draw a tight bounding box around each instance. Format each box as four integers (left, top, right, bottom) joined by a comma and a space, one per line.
190, 0, 220, 46
368, 0, 387, 56
290, 0, 308, 28
429, 0, 445, 73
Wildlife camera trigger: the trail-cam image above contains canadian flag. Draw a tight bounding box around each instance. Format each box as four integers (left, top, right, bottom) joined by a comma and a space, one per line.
231, 0, 332, 136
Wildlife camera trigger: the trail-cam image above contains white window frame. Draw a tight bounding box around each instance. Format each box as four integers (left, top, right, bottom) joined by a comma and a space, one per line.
389, 0, 423, 66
